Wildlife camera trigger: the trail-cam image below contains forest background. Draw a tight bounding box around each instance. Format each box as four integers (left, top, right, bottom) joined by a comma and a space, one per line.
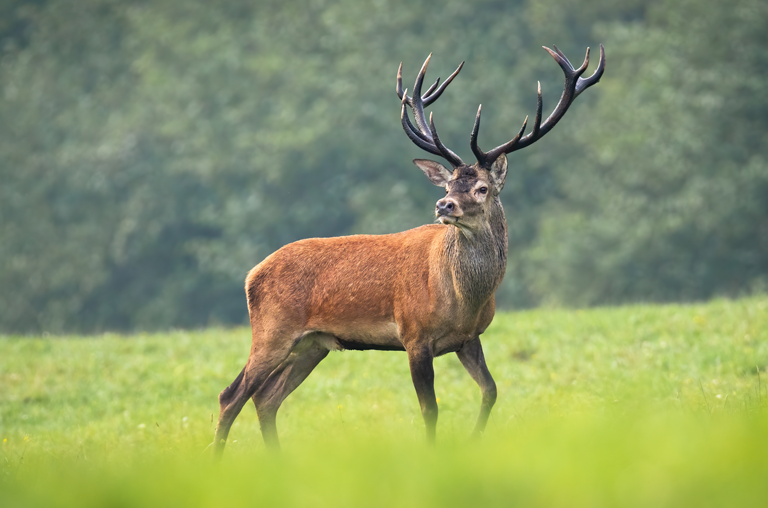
1, 0, 766, 334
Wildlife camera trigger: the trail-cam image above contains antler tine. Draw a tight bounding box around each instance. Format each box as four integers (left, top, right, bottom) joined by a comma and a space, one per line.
476, 44, 605, 166
530, 81, 543, 139
424, 77, 441, 98
543, 45, 588, 79
423, 61, 464, 106
578, 46, 591, 73
413, 53, 432, 97
482, 116, 529, 164
469, 104, 528, 164
470, 104, 485, 163
575, 44, 605, 97
551, 45, 571, 67
396, 62, 404, 99
429, 113, 464, 167
408, 54, 433, 136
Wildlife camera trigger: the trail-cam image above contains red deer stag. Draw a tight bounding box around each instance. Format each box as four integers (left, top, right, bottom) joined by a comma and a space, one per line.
213, 44, 605, 455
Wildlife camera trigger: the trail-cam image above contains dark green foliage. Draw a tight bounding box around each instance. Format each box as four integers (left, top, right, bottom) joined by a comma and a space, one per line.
1, 0, 766, 332
527, 0, 768, 305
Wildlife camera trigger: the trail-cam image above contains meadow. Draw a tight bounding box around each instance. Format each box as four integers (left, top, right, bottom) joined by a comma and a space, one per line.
1, 297, 767, 507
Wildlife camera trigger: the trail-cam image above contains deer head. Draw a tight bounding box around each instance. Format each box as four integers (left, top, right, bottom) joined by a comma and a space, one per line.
397, 46, 606, 231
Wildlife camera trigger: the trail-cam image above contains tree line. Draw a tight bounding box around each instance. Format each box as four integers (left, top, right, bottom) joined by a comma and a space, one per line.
1, 0, 766, 333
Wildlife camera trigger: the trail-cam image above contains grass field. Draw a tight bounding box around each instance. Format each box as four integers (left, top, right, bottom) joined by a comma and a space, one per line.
1, 298, 768, 507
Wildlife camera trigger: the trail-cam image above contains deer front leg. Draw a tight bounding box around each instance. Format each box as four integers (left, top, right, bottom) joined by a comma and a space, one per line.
456, 337, 497, 436
407, 343, 438, 443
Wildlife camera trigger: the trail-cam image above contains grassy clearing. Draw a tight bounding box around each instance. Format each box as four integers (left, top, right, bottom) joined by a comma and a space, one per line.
1, 298, 767, 507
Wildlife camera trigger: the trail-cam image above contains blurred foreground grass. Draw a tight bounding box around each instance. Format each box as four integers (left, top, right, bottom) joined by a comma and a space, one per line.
1, 298, 767, 507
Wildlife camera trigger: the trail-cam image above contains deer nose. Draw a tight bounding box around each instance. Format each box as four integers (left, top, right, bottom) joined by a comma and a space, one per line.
436, 199, 455, 216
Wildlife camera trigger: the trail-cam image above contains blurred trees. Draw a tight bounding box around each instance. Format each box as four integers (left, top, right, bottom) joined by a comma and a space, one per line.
527, 0, 768, 305
1, 0, 766, 333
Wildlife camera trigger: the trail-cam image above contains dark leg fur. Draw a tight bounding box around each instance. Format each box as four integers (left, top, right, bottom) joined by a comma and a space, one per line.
219, 367, 245, 407
213, 371, 253, 458
456, 337, 497, 436
407, 344, 438, 443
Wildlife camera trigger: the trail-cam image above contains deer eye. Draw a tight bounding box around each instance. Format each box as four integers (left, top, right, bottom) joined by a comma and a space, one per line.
478, 187, 488, 194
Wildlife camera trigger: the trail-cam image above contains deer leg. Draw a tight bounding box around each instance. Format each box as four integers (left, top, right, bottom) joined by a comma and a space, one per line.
456, 337, 497, 436
213, 341, 294, 458
252, 341, 329, 449
407, 344, 438, 443
213, 369, 253, 458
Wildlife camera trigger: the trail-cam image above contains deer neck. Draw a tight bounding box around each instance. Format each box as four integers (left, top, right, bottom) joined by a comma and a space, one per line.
443, 197, 508, 310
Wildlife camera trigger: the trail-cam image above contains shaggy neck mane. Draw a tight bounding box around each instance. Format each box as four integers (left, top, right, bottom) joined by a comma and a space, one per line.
443, 196, 508, 310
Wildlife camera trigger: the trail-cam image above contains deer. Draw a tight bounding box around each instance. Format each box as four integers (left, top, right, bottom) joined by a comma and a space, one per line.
212, 44, 605, 456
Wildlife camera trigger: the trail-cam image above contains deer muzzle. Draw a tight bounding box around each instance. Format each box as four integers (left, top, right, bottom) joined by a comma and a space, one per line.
436, 198, 462, 223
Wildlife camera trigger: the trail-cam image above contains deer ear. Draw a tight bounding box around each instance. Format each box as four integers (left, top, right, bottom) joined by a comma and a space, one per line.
490, 153, 508, 194
413, 159, 452, 187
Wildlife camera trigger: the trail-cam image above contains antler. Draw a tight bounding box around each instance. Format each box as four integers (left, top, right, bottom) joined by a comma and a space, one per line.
397, 54, 466, 168
471, 44, 606, 167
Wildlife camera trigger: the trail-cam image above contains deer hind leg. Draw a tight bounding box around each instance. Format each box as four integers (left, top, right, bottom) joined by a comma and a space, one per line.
213, 337, 296, 458
251, 336, 330, 449
406, 343, 438, 443
456, 337, 497, 436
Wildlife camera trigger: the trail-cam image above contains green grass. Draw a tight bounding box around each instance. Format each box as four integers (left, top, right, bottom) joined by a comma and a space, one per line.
2, 298, 768, 507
